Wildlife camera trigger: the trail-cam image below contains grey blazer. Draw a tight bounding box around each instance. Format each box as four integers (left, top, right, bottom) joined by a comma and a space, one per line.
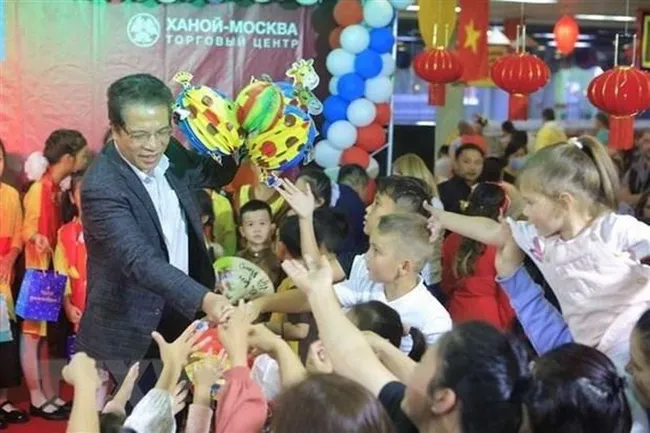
76, 142, 229, 361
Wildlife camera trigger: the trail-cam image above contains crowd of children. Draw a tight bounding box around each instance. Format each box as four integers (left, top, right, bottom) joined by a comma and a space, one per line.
2, 125, 650, 433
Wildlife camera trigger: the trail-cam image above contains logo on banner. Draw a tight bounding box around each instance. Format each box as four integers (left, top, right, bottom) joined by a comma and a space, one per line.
127, 13, 161, 48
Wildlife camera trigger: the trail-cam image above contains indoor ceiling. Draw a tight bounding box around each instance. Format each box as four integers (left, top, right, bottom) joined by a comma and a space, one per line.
403, 0, 646, 27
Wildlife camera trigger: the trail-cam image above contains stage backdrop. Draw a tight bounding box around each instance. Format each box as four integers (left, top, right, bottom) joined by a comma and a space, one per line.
0, 0, 319, 164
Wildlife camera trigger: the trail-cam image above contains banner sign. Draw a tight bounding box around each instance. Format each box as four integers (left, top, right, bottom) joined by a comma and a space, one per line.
0, 1, 317, 156
641, 10, 650, 70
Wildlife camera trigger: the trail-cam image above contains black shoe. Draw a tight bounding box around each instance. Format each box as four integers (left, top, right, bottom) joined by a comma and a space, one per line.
29, 401, 69, 421
60, 400, 72, 413
0, 401, 29, 424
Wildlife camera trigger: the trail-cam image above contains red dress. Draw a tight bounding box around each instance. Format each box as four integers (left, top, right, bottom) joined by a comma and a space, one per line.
441, 233, 515, 331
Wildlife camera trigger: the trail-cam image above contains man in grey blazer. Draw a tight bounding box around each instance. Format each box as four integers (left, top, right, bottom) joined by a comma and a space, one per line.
76, 73, 236, 363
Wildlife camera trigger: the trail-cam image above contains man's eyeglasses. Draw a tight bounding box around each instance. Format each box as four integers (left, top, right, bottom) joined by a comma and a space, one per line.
124, 127, 173, 143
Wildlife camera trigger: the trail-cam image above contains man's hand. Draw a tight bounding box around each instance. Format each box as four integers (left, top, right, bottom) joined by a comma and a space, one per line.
274, 178, 316, 219
305, 341, 333, 374
62, 352, 101, 389
201, 292, 231, 324
152, 321, 210, 369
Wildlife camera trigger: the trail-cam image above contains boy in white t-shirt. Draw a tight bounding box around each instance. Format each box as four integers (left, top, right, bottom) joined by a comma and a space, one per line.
248, 201, 451, 353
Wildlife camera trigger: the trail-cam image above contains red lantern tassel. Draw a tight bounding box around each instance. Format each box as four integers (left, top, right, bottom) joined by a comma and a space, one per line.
508, 94, 528, 120
609, 116, 635, 150
428, 84, 446, 106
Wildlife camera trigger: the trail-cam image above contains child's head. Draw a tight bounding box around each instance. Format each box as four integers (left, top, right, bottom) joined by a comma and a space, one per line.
338, 164, 370, 200
278, 208, 349, 260
272, 373, 395, 433
438, 145, 450, 159
99, 412, 127, 433
392, 153, 438, 197
628, 310, 650, 408
517, 136, 620, 237
44, 129, 90, 175
478, 157, 505, 183
62, 172, 85, 223
638, 129, 650, 155
364, 176, 430, 235
529, 343, 631, 433
296, 167, 332, 209
504, 130, 529, 173
594, 112, 609, 131
366, 213, 432, 283
195, 190, 215, 235
239, 200, 275, 248
454, 143, 485, 185
347, 301, 426, 361
454, 183, 508, 278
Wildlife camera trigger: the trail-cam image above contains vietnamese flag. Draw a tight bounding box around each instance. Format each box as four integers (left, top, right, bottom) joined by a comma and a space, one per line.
457, 0, 489, 82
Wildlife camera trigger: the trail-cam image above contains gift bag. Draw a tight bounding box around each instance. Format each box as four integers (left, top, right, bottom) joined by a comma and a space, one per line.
66, 334, 76, 361
15, 270, 67, 322
0, 294, 12, 343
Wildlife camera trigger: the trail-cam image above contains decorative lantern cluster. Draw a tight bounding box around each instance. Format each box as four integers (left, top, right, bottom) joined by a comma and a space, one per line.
587, 35, 650, 150
413, 24, 463, 106
491, 25, 550, 120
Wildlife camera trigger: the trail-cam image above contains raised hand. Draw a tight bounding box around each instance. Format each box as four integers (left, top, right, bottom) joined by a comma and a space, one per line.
494, 223, 525, 278
172, 381, 189, 415
62, 352, 101, 389
152, 321, 210, 369
103, 362, 140, 415
423, 200, 444, 243
247, 323, 283, 355
274, 178, 316, 219
218, 301, 249, 367
281, 255, 333, 297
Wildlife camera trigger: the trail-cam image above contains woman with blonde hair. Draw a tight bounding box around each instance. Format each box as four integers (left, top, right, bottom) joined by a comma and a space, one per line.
392, 153, 439, 197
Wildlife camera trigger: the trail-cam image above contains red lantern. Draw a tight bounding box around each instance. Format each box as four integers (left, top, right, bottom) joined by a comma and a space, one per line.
587, 66, 650, 150
413, 48, 463, 106
553, 15, 580, 55
491, 53, 550, 120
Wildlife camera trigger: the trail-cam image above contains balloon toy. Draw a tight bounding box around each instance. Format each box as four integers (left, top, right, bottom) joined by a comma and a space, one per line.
172, 72, 244, 162
283, 59, 324, 116
235, 78, 285, 135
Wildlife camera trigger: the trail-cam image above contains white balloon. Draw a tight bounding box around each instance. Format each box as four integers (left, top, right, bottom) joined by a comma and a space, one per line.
340, 25, 370, 54
363, 0, 394, 28
389, 0, 414, 10
324, 166, 341, 183
329, 76, 340, 95
328, 121, 358, 150
326, 49, 356, 77
365, 76, 393, 103
380, 53, 396, 76
297, 0, 319, 5
367, 157, 380, 179
347, 98, 377, 127
314, 140, 343, 168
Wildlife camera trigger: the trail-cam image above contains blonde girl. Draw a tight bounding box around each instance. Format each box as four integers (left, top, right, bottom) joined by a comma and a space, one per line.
428, 136, 650, 367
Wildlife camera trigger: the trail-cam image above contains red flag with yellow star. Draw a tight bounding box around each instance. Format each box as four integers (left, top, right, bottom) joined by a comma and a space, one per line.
457, 0, 489, 82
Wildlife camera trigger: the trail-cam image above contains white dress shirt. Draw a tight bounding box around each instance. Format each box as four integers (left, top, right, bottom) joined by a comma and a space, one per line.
117, 148, 189, 275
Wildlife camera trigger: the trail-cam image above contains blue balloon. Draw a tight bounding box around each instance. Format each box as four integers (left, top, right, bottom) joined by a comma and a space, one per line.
337, 73, 365, 102
323, 95, 350, 122
369, 28, 395, 54
355, 49, 383, 79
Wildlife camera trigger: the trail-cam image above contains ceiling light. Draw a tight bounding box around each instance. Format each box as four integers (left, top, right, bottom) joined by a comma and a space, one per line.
548, 41, 591, 48
533, 32, 595, 41
575, 14, 635, 22
455, 6, 461, 13
406, 5, 419, 11
416, 121, 436, 126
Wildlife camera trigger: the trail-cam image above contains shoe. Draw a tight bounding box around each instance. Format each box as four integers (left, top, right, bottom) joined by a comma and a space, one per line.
60, 400, 72, 413
0, 401, 29, 424
0, 416, 6, 430
29, 401, 69, 421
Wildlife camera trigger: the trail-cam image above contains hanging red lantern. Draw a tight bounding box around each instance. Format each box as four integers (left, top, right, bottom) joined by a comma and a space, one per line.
587, 66, 650, 150
413, 48, 463, 106
491, 52, 550, 120
553, 15, 580, 55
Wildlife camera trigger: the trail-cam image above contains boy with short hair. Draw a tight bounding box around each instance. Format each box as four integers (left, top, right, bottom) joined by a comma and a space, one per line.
236, 200, 282, 288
